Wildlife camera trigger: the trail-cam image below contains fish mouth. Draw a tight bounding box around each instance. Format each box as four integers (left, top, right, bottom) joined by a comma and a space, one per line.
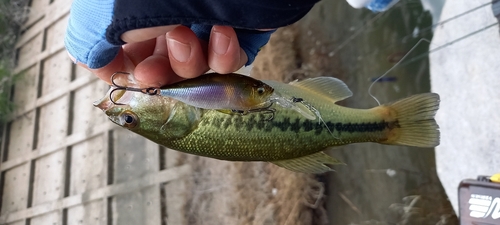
93, 87, 132, 111
93, 88, 123, 126
94, 72, 144, 111
93, 97, 112, 111
94, 87, 139, 127
93, 87, 117, 111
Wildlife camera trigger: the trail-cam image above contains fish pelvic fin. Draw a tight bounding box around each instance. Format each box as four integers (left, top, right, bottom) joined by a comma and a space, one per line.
380, 93, 440, 147
271, 152, 345, 174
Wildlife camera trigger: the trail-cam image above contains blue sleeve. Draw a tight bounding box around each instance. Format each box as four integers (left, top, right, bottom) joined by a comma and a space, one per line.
367, 0, 398, 12
65, 0, 396, 69
346, 0, 399, 12
105, 0, 316, 66
65, 0, 276, 68
64, 0, 120, 69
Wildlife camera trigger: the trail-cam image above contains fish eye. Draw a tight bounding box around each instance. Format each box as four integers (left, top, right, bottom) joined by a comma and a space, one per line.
257, 87, 266, 95
120, 111, 139, 128
124, 114, 134, 123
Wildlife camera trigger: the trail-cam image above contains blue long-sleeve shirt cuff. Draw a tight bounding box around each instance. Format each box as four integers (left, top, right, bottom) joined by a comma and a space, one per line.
64, 0, 119, 69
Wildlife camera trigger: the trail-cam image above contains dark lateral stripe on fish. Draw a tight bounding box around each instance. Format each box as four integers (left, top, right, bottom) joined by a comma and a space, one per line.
210, 114, 399, 134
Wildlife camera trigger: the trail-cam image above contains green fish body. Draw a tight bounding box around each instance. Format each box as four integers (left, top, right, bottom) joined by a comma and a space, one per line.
95, 75, 440, 173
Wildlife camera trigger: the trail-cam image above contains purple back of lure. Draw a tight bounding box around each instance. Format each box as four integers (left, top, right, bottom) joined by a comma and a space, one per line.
158, 73, 274, 110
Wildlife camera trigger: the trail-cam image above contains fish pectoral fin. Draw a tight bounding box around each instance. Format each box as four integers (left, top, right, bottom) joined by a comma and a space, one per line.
269, 95, 317, 120
270, 152, 345, 174
290, 77, 353, 103
286, 100, 317, 120
161, 102, 202, 138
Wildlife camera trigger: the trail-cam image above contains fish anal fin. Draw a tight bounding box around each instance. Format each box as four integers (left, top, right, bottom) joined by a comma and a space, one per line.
271, 152, 345, 174
290, 77, 353, 103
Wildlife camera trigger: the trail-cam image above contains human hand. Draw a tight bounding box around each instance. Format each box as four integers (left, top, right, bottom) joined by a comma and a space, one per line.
78, 25, 253, 87
65, 0, 397, 87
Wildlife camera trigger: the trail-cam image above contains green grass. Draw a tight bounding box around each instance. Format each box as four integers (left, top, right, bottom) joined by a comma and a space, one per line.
0, 0, 29, 124
0, 65, 16, 124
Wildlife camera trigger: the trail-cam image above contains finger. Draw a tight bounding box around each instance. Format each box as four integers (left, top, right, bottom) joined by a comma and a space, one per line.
122, 38, 157, 66
121, 25, 179, 43
87, 42, 157, 85
134, 35, 183, 86
166, 25, 209, 79
75, 26, 181, 85
87, 48, 132, 84
70, 39, 156, 85
208, 25, 247, 74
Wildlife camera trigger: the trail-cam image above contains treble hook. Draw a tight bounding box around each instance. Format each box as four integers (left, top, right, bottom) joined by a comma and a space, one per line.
231, 102, 276, 121
109, 72, 160, 105
248, 102, 276, 121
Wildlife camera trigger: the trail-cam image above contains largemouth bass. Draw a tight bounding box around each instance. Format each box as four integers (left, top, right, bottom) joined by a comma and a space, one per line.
95, 74, 440, 173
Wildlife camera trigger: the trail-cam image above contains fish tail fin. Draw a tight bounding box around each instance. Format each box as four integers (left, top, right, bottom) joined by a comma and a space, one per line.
381, 93, 440, 147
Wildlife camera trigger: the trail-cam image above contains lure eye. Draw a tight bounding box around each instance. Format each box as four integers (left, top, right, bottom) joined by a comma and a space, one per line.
120, 111, 139, 128
257, 87, 266, 95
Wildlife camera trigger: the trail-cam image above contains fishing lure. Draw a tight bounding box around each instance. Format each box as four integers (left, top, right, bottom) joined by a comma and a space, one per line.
109, 72, 276, 117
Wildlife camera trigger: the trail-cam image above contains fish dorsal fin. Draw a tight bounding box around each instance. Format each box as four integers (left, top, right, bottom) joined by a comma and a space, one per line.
290, 77, 353, 103
271, 152, 345, 174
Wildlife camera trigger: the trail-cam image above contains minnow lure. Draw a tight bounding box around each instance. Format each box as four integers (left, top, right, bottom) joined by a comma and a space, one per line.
109, 72, 274, 114
96, 73, 440, 173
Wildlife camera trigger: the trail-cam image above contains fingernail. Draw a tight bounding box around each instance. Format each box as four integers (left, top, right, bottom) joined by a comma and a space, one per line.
212, 31, 230, 55
167, 38, 191, 62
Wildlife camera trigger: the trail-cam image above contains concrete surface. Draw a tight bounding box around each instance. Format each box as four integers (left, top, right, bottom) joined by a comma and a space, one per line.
431, 0, 500, 213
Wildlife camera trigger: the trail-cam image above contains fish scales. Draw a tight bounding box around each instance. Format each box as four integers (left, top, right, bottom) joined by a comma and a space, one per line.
167, 107, 392, 161
95, 74, 440, 173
